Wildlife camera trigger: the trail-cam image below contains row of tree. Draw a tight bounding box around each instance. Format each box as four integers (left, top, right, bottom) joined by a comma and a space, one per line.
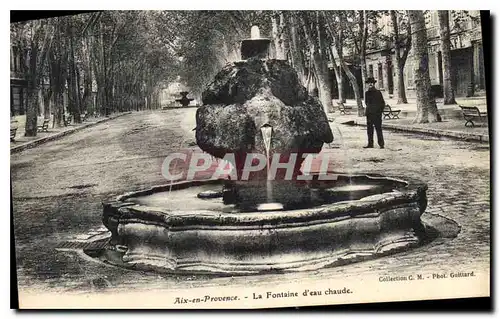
11, 11, 180, 136
11, 10, 471, 136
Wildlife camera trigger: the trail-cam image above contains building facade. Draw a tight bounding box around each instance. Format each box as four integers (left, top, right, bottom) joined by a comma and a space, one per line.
364, 10, 485, 99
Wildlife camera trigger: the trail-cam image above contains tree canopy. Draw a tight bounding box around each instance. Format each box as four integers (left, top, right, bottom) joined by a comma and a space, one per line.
11, 10, 478, 135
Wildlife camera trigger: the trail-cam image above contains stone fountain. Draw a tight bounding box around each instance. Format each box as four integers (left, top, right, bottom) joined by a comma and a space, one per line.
99, 26, 431, 275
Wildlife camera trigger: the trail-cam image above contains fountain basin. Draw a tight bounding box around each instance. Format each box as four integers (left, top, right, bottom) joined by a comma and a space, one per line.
175, 91, 195, 107
101, 173, 428, 275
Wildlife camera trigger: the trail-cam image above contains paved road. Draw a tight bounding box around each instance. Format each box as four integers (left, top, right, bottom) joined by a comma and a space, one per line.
11, 109, 490, 295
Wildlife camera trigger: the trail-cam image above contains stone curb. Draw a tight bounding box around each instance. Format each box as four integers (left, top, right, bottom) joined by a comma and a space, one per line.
10, 112, 132, 154
347, 120, 489, 144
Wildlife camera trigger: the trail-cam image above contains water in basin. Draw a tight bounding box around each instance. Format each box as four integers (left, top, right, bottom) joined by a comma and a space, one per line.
128, 175, 404, 213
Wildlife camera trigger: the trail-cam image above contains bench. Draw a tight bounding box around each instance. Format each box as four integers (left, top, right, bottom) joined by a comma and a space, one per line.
37, 118, 50, 132
459, 105, 488, 127
383, 105, 401, 119
10, 127, 17, 141
337, 102, 353, 115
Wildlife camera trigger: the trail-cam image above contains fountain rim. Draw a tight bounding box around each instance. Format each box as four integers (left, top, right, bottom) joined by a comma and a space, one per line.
103, 173, 428, 228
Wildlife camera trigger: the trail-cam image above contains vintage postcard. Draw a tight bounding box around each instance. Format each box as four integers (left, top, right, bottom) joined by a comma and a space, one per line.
10, 9, 490, 309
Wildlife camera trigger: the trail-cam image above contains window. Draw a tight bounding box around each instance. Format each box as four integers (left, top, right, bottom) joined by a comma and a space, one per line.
369, 64, 374, 78
11, 46, 20, 73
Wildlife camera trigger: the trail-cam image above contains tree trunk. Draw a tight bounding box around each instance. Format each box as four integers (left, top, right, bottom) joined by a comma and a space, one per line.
81, 38, 93, 115
332, 41, 363, 114
438, 10, 456, 105
360, 56, 367, 95
49, 49, 63, 127
279, 12, 289, 61
314, 12, 334, 113
336, 17, 346, 104
409, 10, 440, 123
323, 12, 364, 116
335, 67, 344, 104
55, 90, 65, 127
304, 56, 314, 94
99, 19, 109, 116
327, 46, 343, 105
24, 44, 39, 135
25, 48, 39, 137
76, 63, 83, 114
300, 12, 333, 114
91, 32, 103, 117
390, 10, 409, 104
312, 56, 333, 113
106, 53, 116, 114
83, 33, 92, 113
396, 63, 408, 103
54, 20, 66, 127
25, 23, 54, 136
271, 12, 286, 60
341, 57, 363, 116
287, 13, 307, 85
42, 85, 51, 119
67, 23, 81, 123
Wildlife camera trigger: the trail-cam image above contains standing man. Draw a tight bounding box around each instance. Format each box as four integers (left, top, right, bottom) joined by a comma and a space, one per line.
364, 77, 385, 149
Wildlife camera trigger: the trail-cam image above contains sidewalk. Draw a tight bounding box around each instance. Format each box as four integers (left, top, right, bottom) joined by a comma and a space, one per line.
337, 94, 488, 119
333, 111, 489, 143
330, 94, 490, 143
10, 112, 132, 154
338, 116, 489, 143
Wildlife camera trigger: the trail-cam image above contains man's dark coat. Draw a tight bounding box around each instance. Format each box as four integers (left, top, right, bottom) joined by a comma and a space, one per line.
364, 88, 385, 116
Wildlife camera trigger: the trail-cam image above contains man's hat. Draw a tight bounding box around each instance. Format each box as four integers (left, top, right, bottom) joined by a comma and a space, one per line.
365, 77, 377, 84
